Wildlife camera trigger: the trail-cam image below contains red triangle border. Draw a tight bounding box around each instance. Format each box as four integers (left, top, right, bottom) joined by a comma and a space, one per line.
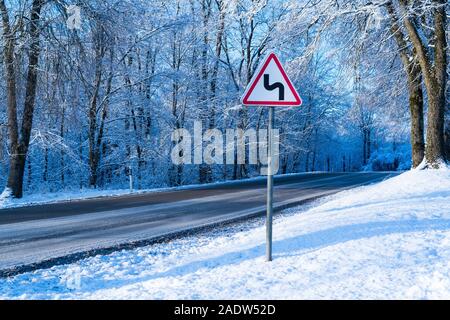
242, 53, 302, 107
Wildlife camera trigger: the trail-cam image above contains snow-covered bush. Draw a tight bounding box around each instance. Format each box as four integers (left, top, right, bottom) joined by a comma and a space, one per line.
365, 144, 411, 171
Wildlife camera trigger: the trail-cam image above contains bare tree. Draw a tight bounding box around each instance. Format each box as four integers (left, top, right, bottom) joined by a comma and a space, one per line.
398, 0, 447, 167
386, 1, 424, 168
1, 0, 44, 198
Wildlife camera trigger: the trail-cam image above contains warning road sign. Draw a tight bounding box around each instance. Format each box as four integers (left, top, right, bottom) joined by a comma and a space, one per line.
241, 52, 302, 107
240, 51, 302, 262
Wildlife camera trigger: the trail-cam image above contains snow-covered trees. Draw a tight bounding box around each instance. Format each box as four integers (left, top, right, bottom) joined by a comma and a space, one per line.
0, 0, 447, 198
398, 0, 447, 168
0, 0, 45, 198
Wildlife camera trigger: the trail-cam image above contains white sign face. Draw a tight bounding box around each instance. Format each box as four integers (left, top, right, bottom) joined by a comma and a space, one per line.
241, 52, 302, 107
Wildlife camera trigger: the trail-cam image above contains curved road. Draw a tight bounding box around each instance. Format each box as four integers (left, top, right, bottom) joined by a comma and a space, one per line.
0, 172, 395, 276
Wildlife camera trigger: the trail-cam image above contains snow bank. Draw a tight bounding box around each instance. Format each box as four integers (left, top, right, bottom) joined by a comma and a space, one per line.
0, 188, 13, 208
0, 188, 136, 210
1, 168, 450, 300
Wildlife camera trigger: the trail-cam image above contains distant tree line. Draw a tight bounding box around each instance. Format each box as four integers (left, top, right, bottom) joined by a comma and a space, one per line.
0, 0, 448, 198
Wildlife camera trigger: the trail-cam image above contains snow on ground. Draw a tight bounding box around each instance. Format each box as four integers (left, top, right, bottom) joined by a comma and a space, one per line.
1, 168, 450, 300
0, 188, 140, 210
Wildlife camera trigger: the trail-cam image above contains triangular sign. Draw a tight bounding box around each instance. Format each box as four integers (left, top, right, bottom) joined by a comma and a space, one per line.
241, 52, 302, 107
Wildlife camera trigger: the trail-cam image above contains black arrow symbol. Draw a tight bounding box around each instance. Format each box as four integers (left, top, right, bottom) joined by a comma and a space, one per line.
264, 74, 285, 101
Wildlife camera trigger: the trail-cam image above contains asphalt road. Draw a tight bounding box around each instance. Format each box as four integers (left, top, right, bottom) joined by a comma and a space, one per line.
0, 172, 395, 275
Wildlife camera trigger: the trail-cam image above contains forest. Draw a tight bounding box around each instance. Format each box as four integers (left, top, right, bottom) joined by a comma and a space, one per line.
0, 0, 448, 198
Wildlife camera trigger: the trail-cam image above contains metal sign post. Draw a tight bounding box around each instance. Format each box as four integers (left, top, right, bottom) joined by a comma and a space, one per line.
266, 106, 275, 262
240, 52, 302, 262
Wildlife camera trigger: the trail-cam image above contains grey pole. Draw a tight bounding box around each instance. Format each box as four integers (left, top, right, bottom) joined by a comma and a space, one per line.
266, 106, 274, 262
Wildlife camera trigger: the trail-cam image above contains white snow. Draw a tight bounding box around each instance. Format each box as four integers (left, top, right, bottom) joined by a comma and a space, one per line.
1, 168, 450, 300
0, 188, 136, 210
0, 188, 13, 207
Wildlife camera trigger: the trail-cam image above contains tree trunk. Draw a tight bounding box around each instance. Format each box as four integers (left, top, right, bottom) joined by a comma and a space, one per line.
7, 151, 27, 197
60, 103, 65, 186
209, 0, 226, 130
87, 32, 113, 188
1, 0, 43, 198
400, 0, 447, 167
88, 71, 102, 188
408, 67, 425, 167
311, 143, 317, 172
43, 147, 48, 182
362, 129, 368, 165
304, 151, 310, 172
1, 0, 18, 196
198, 0, 212, 184
386, 1, 425, 168
445, 110, 450, 160
425, 86, 446, 166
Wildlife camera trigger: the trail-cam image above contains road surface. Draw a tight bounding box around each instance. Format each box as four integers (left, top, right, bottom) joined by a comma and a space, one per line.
0, 172, 395, 276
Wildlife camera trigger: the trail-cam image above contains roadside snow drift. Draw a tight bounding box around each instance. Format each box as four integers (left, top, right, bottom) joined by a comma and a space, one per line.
1, 168, 450, 299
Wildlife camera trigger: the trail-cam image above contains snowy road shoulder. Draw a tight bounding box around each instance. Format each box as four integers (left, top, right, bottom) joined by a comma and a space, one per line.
1, 168, 450, 300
